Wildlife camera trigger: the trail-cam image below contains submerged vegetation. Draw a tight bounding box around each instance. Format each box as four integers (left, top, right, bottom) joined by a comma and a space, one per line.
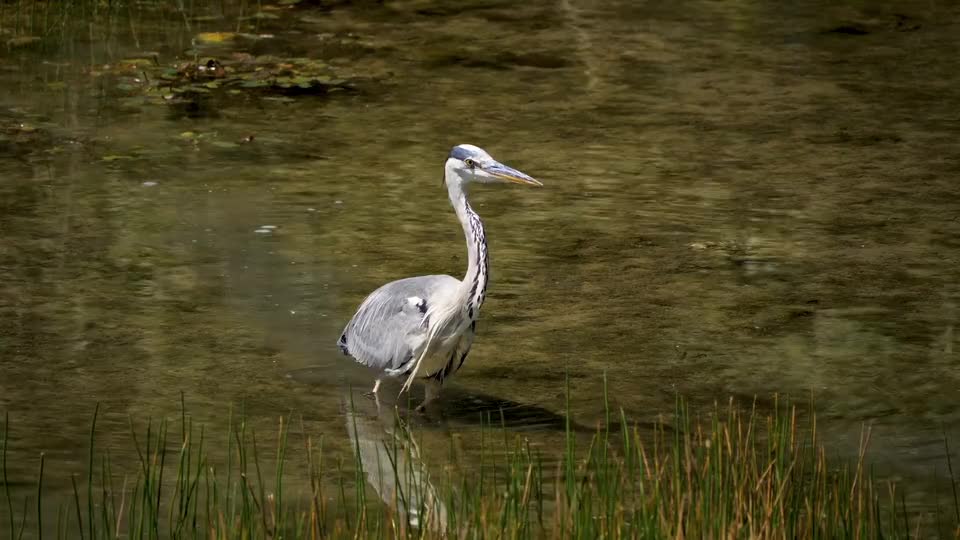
1, 0, 389, 163
2, 0, 382, 119
2, 393, 958, 539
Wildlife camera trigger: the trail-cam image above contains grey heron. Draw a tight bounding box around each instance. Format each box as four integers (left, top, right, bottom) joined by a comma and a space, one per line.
338, 144, 541, 410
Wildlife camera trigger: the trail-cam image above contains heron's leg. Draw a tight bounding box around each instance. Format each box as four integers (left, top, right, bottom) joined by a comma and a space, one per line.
415, 379, 442, 412
363, 378, 382, 400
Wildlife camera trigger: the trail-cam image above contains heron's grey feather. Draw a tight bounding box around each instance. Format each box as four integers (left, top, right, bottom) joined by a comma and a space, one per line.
339, 275, 460, 374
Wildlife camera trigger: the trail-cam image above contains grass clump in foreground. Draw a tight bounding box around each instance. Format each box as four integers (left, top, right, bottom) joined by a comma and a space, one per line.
1, 392, 959, 539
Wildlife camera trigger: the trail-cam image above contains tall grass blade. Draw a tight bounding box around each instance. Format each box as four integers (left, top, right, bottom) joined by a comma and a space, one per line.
2, 412, 13, 540
0, 390, 957, 538
86, 403, 98, 540
70, 475, 83, 540
946, 434, 960, 525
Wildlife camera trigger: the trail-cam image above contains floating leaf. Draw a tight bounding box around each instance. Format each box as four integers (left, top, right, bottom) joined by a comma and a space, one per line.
118, 96, 148, 107
86, 34, 362, 108
195, 32, 236, 44
289, 75, 320, 89
6, 36, 41, 48
123, 58, 156, 67
235, 33, 269, 41
191, 15, 224, 23
246, 12, 280, 20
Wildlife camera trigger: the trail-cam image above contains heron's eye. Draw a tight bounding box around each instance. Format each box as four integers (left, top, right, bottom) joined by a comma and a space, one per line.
464, 158, 477, 169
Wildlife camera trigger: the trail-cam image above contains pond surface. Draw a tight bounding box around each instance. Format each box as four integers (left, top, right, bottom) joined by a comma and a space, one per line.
2, 0, 959, 527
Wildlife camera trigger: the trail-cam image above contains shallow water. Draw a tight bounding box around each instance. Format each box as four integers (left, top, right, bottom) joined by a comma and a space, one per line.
2, 0, 959, 527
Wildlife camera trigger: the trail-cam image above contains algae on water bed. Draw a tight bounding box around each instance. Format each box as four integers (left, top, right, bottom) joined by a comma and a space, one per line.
99, 51, 363, 113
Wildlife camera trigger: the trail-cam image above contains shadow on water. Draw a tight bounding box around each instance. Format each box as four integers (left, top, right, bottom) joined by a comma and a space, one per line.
291, 366, 665, 436
292, 367, 585, 432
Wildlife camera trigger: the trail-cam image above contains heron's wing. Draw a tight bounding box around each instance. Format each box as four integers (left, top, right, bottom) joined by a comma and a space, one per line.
338, 275, 460, 375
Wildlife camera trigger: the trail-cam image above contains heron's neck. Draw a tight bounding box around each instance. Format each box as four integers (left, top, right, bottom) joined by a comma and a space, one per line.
448, 180, 488, 315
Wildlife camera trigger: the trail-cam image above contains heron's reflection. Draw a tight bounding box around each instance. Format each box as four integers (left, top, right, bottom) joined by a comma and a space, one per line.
341, 389, 448, 532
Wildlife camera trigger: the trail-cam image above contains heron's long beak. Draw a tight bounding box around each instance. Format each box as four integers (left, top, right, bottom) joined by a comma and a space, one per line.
485, 161, 543, 186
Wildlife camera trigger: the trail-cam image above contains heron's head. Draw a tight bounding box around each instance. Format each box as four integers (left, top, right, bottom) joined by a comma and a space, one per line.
444, 144, 542, 187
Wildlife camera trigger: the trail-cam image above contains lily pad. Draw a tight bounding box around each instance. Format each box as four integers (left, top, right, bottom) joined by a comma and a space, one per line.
159, 55, 354, 97
194, 32, 236, 44
1, 112, 87, 160
123, 57, 159, 68
6, 36, 41, 48
159, 68, 181, 80
243, 12, 280, 20
92, 27, 371, 112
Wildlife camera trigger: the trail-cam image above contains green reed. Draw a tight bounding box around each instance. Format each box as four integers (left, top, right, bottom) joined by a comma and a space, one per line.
1, 390, 958, 539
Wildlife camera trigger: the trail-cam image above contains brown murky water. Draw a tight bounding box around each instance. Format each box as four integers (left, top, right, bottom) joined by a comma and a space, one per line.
2, 0, 959, 529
